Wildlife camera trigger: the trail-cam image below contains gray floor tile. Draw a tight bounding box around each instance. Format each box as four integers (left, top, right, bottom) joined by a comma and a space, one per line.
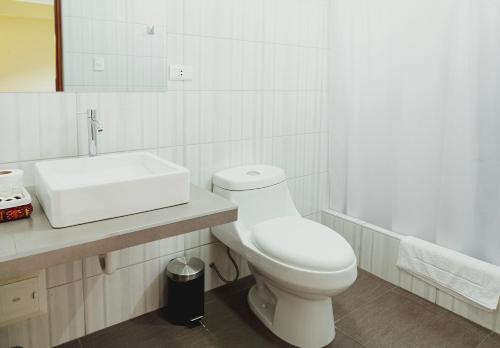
394, 310, 491, 348
55, 340, 83, 348
390, 287, 441, 314
336, 289, 490, 348
336, 290, 437, 347
202, 287, 291, 347
79, 310, 211, 348
327, 330, 366, 348
332, 269, 395, 321
477, 333, 500, 348
58, 271, 495, 348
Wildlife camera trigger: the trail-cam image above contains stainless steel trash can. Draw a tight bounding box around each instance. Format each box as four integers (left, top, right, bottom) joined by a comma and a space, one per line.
165, 257, 205, 327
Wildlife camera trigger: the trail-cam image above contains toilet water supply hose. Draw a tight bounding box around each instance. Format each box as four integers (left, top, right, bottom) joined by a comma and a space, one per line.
209, 247, 240, 284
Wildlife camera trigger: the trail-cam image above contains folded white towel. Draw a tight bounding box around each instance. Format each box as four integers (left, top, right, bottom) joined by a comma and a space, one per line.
397, 236, 500, 311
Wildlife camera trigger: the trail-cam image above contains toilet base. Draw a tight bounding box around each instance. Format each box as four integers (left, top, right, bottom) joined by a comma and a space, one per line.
248, 283, 335, 348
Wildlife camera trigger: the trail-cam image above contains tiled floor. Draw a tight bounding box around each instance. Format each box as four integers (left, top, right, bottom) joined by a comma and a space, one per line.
59, 270, 499, 348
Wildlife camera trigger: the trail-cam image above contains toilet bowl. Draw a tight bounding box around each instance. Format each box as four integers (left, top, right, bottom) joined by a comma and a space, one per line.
212, 165, 357, 348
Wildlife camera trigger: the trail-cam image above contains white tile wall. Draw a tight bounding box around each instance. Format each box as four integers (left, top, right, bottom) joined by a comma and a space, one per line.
0, 0, 329, 346
62, 0, 328, 92
0, 94, 77, 164
62, 0, 168, 91
84, 258, 161, 333
80, 242, 248, 335
321, 209, 500, 336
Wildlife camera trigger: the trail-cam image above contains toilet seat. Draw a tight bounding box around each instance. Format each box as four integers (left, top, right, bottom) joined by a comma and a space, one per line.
253, 216, 356, 272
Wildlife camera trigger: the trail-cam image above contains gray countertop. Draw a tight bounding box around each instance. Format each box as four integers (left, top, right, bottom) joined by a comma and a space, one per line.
0, 185, 237, 280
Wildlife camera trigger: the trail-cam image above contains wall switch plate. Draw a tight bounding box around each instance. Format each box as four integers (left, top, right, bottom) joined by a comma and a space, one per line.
93, 56, 105, 72
169, 65, 193, 81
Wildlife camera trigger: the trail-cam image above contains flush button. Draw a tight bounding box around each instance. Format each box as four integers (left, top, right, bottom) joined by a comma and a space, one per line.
246, 171, 260, 176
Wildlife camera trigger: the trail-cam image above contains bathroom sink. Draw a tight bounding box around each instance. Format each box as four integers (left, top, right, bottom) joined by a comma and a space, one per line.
35, 152, 190, 228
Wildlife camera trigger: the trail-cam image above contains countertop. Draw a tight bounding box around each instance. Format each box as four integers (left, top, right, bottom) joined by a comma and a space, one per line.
0, 185, 237, 280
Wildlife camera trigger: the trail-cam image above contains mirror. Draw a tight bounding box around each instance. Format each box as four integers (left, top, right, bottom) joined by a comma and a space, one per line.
0, 0, 61, 92
0, 0, 168, 92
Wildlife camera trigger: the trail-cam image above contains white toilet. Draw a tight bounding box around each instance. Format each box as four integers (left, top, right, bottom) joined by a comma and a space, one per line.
212, 165, 357, 348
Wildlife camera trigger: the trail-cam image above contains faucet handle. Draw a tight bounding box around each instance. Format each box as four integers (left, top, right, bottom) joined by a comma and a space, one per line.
87, 109, 103, 132
87, 109, 103, 157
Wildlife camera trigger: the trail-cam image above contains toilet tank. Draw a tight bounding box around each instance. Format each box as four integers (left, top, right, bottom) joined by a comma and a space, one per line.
212, 165, 300, 231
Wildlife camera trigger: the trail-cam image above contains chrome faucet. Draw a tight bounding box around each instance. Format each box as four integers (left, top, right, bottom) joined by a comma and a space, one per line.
87, 109, 103, 157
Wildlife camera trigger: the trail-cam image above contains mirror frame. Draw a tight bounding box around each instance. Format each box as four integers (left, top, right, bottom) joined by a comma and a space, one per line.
55, 0, 63, 91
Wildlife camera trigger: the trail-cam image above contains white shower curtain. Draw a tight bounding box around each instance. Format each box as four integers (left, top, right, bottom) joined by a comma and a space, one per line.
329, 0, 500, 266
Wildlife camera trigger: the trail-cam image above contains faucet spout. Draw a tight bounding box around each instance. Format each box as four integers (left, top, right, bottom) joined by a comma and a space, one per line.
87, 109, 103, 157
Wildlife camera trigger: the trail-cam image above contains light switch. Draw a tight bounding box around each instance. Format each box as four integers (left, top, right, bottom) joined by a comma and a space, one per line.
93, 56, 105, 72
169, 65, 193, 81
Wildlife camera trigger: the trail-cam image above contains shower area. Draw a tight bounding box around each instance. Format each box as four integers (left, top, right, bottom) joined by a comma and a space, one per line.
324, 0, 500, 331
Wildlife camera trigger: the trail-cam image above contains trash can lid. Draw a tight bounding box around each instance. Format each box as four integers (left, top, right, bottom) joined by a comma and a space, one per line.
166, 257, 204, 282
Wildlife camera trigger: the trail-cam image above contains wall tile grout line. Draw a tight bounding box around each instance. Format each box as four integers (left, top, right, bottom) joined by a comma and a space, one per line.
0, 132, 330, 166
1, 1, 332, 345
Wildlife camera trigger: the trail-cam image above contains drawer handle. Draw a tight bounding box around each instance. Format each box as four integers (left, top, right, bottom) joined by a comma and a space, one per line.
12, 297, 21, 303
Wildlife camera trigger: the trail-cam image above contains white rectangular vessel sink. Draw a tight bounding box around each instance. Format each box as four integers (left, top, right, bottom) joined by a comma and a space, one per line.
35, 152, 190, 228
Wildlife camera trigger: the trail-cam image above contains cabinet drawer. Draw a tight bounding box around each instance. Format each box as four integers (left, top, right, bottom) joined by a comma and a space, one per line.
0, 277, 39, 321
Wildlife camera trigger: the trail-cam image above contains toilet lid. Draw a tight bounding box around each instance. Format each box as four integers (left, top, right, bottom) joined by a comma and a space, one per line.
253, 216, 356, 272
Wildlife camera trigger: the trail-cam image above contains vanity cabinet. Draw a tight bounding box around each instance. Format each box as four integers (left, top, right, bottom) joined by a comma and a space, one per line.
0, 271, 47, 326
